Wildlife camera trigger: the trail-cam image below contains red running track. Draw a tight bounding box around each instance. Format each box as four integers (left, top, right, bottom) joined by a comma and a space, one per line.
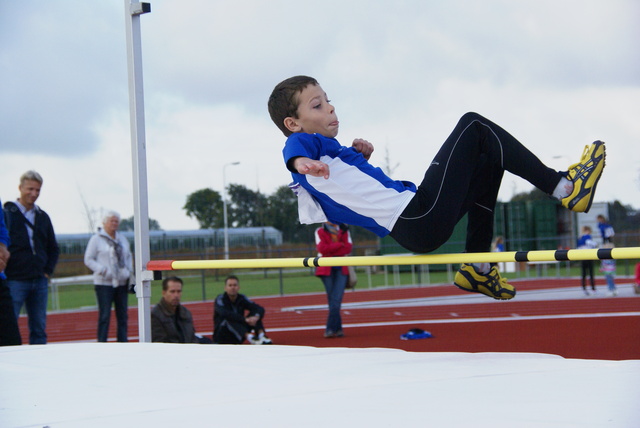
20, 278, 640, 360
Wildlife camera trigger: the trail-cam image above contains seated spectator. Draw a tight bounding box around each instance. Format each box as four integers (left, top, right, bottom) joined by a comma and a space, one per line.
213, 275, 272, 345
152, 276, 209, 344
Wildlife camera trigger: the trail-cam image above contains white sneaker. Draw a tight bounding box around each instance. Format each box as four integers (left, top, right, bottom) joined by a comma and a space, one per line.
251, 336, 273, 345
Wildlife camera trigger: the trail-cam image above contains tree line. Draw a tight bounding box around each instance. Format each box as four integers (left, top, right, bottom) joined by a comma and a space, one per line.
121, 185, 638, 246
183, 184, 378, 244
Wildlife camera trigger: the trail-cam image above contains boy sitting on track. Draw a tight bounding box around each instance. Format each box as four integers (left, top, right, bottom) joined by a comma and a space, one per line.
268, 75, 606, 300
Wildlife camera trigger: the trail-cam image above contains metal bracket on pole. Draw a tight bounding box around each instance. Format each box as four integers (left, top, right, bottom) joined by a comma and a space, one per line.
124, 0, 152, 342
130, 2, 151, 15
139, 270, 156, 282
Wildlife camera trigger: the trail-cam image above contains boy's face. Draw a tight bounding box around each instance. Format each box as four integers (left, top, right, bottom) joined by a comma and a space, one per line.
285, 84, 339, 138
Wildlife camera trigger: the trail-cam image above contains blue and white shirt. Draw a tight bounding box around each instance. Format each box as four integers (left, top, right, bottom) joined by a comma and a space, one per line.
283, 132, 416, 237
577, 233, 597, 250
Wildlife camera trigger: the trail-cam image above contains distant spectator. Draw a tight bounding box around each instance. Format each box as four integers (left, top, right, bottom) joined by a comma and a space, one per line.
491, 236, 506, 272
213, 275, 272, 345
84, 211, 133, 342
314, 222, 352, 338
4, 170, 59, 345
596, 215, 615, 244
152, 276, 208, 343
599, 243, 617, 297
577, 225, 597, 296
491, 236, 505, 252
635, 262, 640, 295
0, 198, 22, 346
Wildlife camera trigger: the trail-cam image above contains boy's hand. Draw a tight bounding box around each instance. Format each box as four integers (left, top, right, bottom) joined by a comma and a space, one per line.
293, 157, 330, 179
352, 138, 374, 160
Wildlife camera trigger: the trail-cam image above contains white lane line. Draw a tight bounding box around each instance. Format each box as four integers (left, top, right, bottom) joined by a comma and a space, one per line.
266, 311, 640, 332
280, 284, 638, 312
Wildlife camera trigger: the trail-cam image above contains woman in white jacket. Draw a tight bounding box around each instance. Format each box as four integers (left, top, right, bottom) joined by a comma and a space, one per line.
84, 211, 133, 342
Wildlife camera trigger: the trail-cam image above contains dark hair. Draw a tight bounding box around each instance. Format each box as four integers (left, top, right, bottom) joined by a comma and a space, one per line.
224, 275, 239, 285
162, 276, 183, 291
268, 75, 319, 137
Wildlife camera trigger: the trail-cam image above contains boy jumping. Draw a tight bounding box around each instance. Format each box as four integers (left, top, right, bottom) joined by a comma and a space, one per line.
268, 76, 606, 300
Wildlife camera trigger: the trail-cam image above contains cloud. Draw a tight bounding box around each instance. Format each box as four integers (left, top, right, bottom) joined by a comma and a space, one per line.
0, 0, 638, 234
0, 1, 125, 155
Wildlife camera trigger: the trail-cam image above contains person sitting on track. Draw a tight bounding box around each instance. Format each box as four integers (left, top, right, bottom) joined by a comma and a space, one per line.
213, 275, 272, 345
152, 276, 210, 344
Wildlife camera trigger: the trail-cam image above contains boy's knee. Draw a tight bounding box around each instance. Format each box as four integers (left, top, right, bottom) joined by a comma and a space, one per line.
460, 112, 483, 124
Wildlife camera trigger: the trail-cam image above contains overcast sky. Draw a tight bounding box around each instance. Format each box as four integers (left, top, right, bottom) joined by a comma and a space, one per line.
1, 0, 638, 234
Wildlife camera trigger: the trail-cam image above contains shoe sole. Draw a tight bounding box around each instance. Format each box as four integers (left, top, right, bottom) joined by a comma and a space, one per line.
565, 141, 606, 213
454, 270, 516, 300
453, 281, 515, 300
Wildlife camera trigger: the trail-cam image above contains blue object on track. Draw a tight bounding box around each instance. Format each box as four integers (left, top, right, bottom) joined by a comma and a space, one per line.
400, 328, 433, 340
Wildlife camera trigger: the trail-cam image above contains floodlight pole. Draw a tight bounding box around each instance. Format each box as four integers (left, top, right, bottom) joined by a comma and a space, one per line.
223, 162, 240, 259
124, 1, 153, 342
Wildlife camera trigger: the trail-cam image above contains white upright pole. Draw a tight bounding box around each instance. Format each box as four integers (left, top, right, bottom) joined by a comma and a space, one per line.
124, 1, 153, 342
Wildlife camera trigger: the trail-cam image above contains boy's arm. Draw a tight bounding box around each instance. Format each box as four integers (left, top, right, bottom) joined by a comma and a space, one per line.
291, 156, 330, 179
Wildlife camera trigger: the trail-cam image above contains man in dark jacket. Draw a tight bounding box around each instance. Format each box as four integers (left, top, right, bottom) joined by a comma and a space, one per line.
151, 276, 202, 343
213, 275, 272, 344
4, 171, 59, 344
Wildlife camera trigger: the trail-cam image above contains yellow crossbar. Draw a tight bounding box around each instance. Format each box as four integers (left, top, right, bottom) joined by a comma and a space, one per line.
147, 247, 640, 271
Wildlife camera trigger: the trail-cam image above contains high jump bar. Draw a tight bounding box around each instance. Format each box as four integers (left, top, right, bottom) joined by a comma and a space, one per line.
147, 247, 640, 271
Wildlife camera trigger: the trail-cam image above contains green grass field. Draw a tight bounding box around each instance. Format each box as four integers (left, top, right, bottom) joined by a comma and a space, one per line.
51, 267, 440, 311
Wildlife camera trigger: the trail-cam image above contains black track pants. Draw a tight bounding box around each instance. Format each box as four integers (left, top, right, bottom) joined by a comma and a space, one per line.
390, 112, 562, 254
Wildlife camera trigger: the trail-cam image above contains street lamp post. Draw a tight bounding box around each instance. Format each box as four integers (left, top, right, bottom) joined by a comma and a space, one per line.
223, 161, 240, 259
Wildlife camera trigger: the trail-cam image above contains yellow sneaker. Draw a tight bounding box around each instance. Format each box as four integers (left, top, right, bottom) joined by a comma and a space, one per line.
454, 263, 516, 300
561, 140, 606, 213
